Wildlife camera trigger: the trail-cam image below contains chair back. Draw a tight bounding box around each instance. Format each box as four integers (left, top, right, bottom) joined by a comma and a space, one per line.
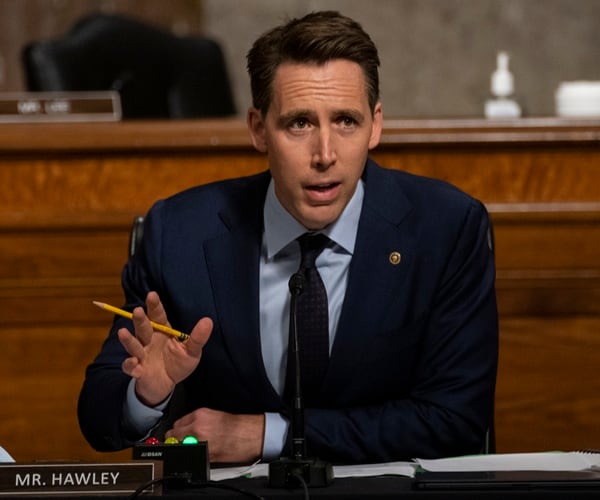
22, 13, 236, 119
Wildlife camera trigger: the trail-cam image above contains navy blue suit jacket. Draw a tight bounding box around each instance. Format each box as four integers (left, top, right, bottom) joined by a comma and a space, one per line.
78, 159, 498, 463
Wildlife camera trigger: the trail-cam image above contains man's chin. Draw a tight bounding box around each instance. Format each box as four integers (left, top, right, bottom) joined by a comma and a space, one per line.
297, 207, 340, 231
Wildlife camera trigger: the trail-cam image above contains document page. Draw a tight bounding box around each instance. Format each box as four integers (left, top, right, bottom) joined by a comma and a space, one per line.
211, 461, 418, 481
416, 452, 600, 472
0, 446, 14, 463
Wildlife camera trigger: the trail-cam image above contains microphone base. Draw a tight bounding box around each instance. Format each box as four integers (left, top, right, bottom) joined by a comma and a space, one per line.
268, 457, 334, 488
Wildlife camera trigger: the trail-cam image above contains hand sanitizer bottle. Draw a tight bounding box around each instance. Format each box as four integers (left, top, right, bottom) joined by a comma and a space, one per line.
484, 51, 522, 118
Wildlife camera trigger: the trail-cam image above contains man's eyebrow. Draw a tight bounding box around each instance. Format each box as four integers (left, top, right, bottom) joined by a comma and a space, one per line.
277, 108, 366, 127
334, 108, 366, 122
276, 109, 313, 127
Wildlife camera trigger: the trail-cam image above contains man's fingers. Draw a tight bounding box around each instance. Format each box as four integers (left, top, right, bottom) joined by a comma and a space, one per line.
132, 306, 157, 346
121, 357, 141, 377
185, 317, 213, 357
146, 291, 169, 326
118, 329, 145, 378
117, 328, 145, 359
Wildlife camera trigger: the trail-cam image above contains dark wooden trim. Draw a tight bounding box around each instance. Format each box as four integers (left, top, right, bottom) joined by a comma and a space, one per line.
2, 118, 600, 155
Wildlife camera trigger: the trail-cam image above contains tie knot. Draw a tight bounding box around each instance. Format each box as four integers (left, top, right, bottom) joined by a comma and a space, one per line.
298, 233, 329, 269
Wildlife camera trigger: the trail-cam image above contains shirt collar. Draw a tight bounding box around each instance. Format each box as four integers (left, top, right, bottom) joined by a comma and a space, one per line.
263, 178, 364, 259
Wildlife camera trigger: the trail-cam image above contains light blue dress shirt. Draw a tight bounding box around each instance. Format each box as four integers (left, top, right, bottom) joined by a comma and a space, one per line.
124, 178, 364, 460
260, 179, 362, 458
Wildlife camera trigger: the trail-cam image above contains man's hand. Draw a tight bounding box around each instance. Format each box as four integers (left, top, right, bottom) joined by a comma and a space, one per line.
117, 291, 213, 406
166, 408, 265, 464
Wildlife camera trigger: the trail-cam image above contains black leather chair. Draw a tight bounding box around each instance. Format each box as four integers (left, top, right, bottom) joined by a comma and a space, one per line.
22, 13, 236, 119
128, 215, 145, 257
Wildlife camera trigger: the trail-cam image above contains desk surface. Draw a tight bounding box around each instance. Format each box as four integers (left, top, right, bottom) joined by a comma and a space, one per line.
196, 476, 600, 498
34, 476, 600, 499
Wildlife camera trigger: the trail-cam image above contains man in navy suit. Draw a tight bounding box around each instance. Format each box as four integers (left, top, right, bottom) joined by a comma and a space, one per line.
78, 11, 498, 465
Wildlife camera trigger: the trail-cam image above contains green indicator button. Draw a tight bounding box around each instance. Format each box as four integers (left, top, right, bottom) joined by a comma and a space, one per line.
182, 435, 199, 445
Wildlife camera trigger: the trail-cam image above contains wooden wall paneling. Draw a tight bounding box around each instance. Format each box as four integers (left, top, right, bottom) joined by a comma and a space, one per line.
491, 204, 600, 453
0, 228, 125, 325
491, 204, 600, 316
0, 153, 267, 226
496, 317, 600, 452
0, 326, 130, 463
372, 145, 600, 204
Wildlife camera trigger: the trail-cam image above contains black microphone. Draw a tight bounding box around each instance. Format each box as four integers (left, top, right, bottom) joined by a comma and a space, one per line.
288, 271, 306, 460
268, 272, 334, 488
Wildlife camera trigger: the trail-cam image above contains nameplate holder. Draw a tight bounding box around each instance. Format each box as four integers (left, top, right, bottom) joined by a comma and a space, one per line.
0, 461, 161, 496
0, 91, 122, 122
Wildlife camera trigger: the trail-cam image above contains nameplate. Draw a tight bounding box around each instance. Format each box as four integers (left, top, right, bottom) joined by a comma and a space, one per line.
0, 91, 122, 122
0, 461, 161, 496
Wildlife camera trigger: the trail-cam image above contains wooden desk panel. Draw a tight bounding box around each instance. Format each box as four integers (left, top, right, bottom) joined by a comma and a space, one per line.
0, 118, 599, 461
497, 317, 600, 452
1, 325, 130, 463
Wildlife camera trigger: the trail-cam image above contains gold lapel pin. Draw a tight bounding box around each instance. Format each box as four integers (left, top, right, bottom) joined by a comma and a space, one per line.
389, 251, 402, 265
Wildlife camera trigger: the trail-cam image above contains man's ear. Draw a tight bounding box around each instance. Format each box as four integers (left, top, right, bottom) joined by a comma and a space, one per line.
247, 107, 268, 153
368, 102, 383, 150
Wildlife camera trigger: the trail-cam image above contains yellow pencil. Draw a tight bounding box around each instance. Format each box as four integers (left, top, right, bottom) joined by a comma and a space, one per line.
92, 301, 189, 342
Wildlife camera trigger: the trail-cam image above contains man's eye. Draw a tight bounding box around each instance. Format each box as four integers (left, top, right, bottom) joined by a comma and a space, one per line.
338, 116, 357, 127
290, 118, 309, 129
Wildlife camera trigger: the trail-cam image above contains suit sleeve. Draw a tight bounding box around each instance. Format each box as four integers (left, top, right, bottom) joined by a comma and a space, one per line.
297, 201, 498, 463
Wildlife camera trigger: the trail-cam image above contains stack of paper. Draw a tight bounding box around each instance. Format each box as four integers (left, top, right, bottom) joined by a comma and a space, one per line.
210, 452, 600, 481
210, 461, 418, 481
416, 452, 600, 472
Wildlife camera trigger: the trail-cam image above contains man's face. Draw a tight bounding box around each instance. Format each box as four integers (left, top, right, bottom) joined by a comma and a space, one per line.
248, 60, 382, 230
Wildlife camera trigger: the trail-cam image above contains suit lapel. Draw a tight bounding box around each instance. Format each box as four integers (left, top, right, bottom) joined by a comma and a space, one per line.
203, 173, 280, 403
324, 162, 416, 394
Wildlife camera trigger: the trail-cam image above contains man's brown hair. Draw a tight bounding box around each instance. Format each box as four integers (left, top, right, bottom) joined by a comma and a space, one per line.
247, 11, 380, 116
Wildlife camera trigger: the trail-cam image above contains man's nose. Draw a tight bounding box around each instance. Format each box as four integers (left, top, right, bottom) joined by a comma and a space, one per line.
312, 128, 337, 168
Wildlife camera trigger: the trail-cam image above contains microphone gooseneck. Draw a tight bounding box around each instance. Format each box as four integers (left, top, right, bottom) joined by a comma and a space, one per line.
288, 271, 306, 460
267, 265, 334, 488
